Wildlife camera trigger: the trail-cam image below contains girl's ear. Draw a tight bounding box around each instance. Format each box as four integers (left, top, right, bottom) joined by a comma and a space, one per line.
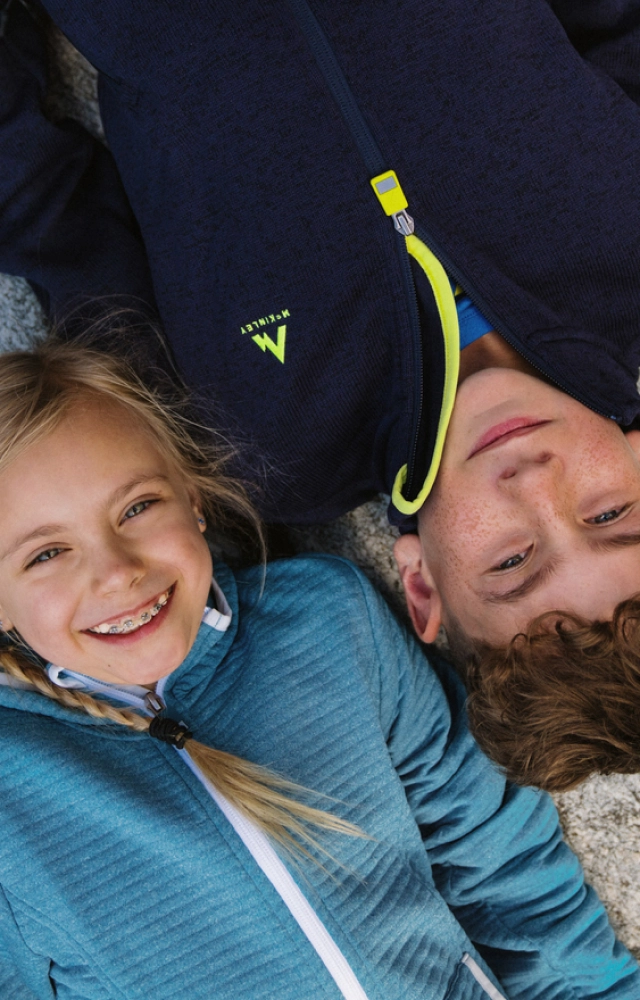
0, 611, 13, 632
393, 534, 443, 644
190, 495, 206, 532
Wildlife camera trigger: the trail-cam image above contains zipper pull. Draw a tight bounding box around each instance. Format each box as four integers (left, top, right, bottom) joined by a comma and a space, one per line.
391, 210, 415, 236
144, 691, 165, 715
370, 170, 415, 235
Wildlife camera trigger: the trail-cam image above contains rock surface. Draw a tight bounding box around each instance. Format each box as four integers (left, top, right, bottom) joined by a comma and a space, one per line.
2, 22, 638, 959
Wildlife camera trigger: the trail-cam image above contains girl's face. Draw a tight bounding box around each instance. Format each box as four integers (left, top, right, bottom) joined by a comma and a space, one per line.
0, 399, 213, 685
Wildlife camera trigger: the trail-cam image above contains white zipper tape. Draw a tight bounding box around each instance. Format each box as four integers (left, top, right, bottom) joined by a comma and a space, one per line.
462, 953, 507, 1000
178, 748, 371, 1000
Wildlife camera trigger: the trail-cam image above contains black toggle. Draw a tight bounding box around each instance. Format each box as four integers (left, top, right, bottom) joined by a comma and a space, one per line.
148, 716, 193, 749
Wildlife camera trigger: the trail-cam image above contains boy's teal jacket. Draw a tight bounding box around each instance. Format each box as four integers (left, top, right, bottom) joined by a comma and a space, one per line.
0, 556, 637, 999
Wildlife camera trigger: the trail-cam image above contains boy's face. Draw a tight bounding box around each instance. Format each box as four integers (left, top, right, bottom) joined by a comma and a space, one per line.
395, 369, 640, 644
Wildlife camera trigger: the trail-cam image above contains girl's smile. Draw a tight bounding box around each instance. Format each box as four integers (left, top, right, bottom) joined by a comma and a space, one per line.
84, 583, 174, 641
0, 398, 213, 685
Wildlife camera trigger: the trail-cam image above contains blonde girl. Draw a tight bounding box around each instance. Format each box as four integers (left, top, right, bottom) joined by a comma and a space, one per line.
0, 337, 634, 1000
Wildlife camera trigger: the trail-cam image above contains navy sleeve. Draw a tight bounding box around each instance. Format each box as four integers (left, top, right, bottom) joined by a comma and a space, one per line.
0, 1, 155, 322
548, 0, 640, 102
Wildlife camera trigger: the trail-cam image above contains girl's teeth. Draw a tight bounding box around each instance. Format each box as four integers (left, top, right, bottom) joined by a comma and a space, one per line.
90, 590, 170, 634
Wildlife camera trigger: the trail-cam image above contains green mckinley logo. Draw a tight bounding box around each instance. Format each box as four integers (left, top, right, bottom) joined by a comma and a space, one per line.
240, 309, 289, 364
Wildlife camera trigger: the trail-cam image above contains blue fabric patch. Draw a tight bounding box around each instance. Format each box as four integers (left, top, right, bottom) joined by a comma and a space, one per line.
455, 291, 493, 349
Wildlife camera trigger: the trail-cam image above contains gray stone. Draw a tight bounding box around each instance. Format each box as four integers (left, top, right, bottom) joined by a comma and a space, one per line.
0, 274, 47, 349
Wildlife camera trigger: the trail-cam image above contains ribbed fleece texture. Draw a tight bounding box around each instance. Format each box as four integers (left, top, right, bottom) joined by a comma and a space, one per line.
0, 556, 637, 999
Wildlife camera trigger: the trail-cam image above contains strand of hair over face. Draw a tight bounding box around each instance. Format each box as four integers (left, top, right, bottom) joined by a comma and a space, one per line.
0, 336, 362, 858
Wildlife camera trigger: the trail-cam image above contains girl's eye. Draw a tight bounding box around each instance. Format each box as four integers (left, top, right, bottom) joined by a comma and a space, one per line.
495, 550, 529, 572
123, 499, 156, 520
28, 548, 63, 568
588, 507, 626, 525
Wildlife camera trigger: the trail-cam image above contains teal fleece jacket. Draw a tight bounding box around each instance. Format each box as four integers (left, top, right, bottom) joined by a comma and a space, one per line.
0, 556, 636, 999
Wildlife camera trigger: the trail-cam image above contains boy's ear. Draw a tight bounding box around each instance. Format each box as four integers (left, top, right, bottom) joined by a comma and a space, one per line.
625, 428, 640, 460
393, 534, 443, 644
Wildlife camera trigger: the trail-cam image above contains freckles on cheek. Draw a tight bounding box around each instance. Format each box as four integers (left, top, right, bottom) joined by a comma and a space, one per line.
440, 501, 503, 552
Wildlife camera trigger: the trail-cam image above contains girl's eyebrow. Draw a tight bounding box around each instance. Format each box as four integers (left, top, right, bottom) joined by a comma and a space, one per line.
1, 524, 66, 561
105, 473, 170, 509
1, 474, 171, 561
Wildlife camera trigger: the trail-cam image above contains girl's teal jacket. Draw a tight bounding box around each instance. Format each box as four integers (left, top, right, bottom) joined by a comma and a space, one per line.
0, 556, 637, 999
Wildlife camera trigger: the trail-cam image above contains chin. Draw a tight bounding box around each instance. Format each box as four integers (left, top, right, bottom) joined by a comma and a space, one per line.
129, 650, 188, 686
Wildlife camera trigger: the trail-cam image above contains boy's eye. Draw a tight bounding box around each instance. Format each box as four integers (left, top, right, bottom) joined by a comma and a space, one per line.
28, 547, 63, 568
588, 507, 626, 525
494, 549, 529, 572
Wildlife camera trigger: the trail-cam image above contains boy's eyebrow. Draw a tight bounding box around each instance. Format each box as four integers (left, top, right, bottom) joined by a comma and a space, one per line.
482, 532, 640, 604
588, 531, 640, 552
482, 560, 559, 605
1, 475, 171, 561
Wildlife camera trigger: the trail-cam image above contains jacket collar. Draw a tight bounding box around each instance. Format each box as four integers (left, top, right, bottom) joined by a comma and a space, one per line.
0, 562, 240, 726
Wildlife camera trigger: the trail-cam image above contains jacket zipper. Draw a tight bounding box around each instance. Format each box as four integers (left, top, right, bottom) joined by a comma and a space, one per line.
369, 171, 461, 512
64, 670, 371, 999
286, 0, 385, 176
397, 246, 424, 500
410, 219, 617, 420
286, 0, 616, 513
286, 1, 437, 508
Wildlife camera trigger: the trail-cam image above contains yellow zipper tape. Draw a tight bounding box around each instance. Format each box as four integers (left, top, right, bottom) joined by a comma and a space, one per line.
391, 233, 460, 516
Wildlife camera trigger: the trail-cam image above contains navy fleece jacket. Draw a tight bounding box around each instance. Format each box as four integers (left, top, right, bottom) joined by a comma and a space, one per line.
2, 1, 640, 521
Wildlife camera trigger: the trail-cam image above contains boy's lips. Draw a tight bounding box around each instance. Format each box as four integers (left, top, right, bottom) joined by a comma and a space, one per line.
468, 418, 551, 458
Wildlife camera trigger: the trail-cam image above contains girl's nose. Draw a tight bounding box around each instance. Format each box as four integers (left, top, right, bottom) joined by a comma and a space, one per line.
92, 540, 145, 594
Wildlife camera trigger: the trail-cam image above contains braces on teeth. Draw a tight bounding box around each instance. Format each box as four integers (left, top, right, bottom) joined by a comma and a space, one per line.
89, 590, 171, 635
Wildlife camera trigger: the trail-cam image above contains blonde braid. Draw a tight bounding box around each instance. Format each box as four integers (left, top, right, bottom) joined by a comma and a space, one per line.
1, 647, 363, 857
1, 648, 148, 731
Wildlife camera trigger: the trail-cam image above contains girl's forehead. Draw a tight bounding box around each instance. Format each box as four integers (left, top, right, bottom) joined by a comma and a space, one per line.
0, 402, 172, 507
52, 397, 160, 455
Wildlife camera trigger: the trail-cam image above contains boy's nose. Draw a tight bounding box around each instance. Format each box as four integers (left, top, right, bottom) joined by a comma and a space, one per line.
498, 451, 571, 514
499, 449, 556, 481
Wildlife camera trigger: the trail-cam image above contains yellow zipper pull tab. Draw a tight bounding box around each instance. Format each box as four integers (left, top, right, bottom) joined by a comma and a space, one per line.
370, 170, 415, 235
